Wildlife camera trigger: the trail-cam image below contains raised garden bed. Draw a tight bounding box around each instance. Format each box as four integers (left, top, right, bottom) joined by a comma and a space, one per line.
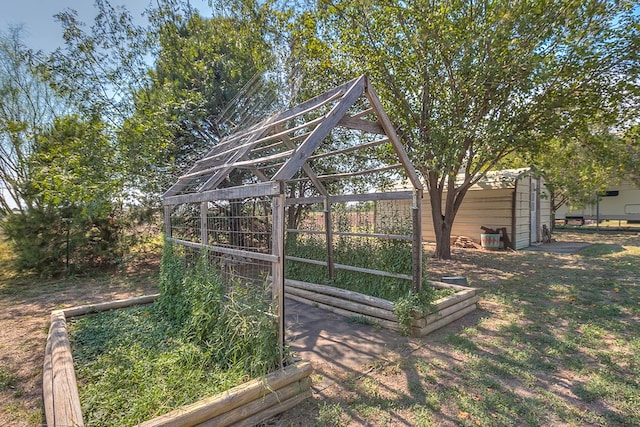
43, 295, 312, 427
285, 279, 479, 336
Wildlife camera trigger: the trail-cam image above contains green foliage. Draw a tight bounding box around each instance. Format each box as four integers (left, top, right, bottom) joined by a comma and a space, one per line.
27, 115, 120, 210
286, 225, 449, 334
286, 233, 415, 301
157, 242, 281, 375
45, 0, 149, 119
530, 131, 636, 211
287, 206, 430, 304
157, 241, 188, 323
0, 27, 59, 215
623, 125, 640, 185
291, 0, 640, 258
0, 365, 16, 391
2, 208, 66, 275
70, 242, 282, 425
393, 288, 437, 336
1, 115, 123, 275
120, 4, 275, 195
70, 306, 249, 426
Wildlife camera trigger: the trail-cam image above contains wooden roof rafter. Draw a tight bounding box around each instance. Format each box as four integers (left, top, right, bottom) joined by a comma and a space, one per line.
162, 75, 423, 205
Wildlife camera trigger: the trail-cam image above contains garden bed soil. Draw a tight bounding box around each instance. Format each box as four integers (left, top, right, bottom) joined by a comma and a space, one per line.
43, 295, 313, 427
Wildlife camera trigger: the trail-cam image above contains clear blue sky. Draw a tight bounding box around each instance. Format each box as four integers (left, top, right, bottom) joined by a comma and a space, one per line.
1, 0, 210, 53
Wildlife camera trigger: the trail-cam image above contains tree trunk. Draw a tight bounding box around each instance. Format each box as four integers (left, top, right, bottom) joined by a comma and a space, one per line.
432, 212, 453, 259
426, 172, 468, 260
430, 190, 454, 259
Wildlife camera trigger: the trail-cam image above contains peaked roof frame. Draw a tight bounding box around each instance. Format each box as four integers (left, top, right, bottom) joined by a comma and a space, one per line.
162, 75, 422, 206
162, 76, 425, 357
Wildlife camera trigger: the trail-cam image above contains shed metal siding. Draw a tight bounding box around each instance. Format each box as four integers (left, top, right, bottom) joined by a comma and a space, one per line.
513, 176, 531, 250
391, 169, 553, 251
421, 188, 514, 244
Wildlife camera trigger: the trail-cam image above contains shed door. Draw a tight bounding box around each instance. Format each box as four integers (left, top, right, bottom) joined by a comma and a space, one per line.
530, 179, 538, 243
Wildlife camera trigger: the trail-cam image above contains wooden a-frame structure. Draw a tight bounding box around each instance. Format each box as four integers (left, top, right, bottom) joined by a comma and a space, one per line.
163, 75, 423, 356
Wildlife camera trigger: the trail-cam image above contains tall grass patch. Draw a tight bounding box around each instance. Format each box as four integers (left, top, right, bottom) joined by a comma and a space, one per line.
286, 231, 452, 334
286, 233, 417, 301
69, 242, 282, 426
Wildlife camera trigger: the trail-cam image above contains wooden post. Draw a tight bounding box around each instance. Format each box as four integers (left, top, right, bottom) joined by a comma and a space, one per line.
324, 198, 335, 280
412, 189, 423, 293
271, 191, 286, 365
164, 205, 172, 237
201, 201, 208, 246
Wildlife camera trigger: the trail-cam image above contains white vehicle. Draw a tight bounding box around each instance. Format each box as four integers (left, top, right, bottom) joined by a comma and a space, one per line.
556, 181, 640, 224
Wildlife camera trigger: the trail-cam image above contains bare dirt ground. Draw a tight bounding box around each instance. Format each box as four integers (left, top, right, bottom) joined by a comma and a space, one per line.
1, 229, 639, 426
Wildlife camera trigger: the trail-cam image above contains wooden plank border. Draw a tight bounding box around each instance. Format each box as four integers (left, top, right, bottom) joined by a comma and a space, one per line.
43, 295, 313, 427
138, 362, 312, 427
43, 310, 84, 427
285, 279, 479, 337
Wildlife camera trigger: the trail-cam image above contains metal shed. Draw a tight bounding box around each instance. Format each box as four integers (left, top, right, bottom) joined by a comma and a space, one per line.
392, 168, 551, 250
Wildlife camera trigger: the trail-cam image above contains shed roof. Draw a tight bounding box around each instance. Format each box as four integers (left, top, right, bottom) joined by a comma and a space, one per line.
163, 75, 422, 206
467, 168, 533, 190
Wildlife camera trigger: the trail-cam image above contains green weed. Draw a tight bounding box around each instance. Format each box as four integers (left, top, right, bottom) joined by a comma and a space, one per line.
286, 232, 454, 333
316, 402, 348, 427
0, 365, 15, 390
70, 242, 282, 426
347, 315, 377, 326
286, 232, 415, 301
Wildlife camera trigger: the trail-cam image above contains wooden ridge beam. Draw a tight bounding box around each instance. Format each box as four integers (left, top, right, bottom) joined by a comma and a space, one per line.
273, 76, 367, 181
364, 81, 423, 191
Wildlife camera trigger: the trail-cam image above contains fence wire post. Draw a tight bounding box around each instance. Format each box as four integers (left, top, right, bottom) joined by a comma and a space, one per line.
272, 191, 286, 366
412, 189, 423, 293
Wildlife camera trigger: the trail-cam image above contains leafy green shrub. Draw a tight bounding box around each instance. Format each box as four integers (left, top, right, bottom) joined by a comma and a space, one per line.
70, 306, 249, 426
285, 227, 453, 335
1, 209, 66, 276
286, 232, 414, 301
1, 115, 125, 276
393, 287, 438, 335
157, 241, 188, 324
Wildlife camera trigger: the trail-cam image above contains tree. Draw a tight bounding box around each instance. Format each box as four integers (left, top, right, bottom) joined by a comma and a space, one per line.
534, 132, 632, 215
0, 27, 60, 214
120, 6, 275, 195
42, 0, 278, 204
292, 0, 640, 258
622, 124, 640, 185
44, 0, 149, 123
2, 114, 122, 274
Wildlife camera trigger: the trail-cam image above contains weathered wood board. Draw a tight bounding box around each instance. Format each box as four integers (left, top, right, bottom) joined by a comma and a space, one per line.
285, 279, 479, 337
43, 295, 312, 427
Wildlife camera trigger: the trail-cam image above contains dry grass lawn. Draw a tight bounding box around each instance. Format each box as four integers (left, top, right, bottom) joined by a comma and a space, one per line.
1, 228, 639, 426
